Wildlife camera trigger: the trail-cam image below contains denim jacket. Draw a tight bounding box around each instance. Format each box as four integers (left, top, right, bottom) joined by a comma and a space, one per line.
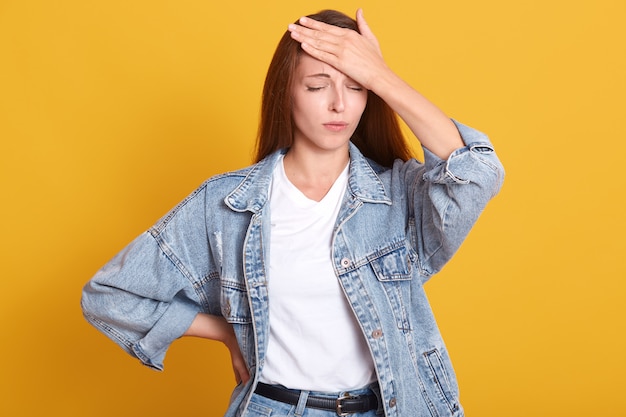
82, 120, 504, 417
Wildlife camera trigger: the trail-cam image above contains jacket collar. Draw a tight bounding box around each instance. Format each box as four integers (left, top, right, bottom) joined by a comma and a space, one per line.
225, 142, 391, 213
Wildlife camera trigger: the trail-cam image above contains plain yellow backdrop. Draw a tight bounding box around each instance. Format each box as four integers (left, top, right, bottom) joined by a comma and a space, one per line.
1, 0, 624, 416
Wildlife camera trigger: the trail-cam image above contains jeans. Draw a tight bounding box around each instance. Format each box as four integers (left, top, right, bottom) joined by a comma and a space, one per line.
242, 384, 384, 417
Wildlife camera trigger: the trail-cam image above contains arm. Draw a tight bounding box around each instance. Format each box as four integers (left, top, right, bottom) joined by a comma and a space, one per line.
81, 231, 201, 371
288, 8, 464, 159
410, 120, 505, 279
82, 234, 250, 382
82, 183, 251, 382
183, 313, 250, 384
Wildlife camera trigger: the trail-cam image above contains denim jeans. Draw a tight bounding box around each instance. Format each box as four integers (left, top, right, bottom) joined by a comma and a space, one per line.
242, 385, 384, 417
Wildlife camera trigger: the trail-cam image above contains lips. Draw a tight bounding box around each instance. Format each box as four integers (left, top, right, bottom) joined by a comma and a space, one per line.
323, 122, 348, 132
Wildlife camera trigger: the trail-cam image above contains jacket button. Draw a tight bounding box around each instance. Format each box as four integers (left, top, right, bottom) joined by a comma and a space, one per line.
389, 397, 397, 408
340, 258, 351, 267
372, 329, 383, 339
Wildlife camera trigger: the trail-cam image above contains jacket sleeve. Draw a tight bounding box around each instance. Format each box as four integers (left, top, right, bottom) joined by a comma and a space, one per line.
80, 186, 217, 371
408, 119, 505, 280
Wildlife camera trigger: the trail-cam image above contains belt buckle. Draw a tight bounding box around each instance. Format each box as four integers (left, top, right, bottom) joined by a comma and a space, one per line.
336, 392, 357, 416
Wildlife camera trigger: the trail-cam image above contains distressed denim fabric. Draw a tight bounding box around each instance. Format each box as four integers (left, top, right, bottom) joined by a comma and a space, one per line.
82, 120, 504, 417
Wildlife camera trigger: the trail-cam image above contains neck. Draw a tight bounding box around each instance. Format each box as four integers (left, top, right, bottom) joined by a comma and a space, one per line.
282, 146, 349, 202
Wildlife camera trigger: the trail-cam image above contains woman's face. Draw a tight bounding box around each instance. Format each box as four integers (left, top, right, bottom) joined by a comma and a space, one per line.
290, 53, 367, 154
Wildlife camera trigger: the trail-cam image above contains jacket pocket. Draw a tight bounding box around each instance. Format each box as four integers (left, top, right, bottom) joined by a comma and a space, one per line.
369, 242, 412, 281
423, 349, 461, 415
220, 279, 253, 324
369, 243, 413, 330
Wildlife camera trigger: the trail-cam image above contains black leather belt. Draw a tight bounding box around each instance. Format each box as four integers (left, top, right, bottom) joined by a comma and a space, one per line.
254, 382, 378, 416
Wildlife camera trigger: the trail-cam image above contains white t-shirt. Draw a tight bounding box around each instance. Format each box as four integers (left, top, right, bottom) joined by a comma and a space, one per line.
259, 156, 376, 391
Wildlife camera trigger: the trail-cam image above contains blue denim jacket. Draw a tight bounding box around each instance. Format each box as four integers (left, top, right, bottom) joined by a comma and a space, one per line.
82, 120, 504, 417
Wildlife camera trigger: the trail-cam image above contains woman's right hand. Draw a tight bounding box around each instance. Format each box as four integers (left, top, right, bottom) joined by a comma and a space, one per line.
184, 313, 251, 384
223, 327, 251, 385
288, 8, 388, 92
288, 8, 463, 159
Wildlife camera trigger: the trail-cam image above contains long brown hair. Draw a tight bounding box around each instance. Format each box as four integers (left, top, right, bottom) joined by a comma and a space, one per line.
254, 9, 413, 167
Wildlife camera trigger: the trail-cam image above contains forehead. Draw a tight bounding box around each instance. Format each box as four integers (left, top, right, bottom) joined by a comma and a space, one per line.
295, 53, 342, 78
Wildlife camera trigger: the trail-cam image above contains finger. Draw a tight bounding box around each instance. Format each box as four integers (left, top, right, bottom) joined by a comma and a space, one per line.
232, 355, 250, 383
298, 41, 341, 68
288, 28, 341, 60
356, 9, 380, 48
288, 22, 343, 47
237, 364, 251, 384
298, 16, 345, 35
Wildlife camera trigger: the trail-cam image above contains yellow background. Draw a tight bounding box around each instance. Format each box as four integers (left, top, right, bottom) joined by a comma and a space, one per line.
1, 0, 624, 415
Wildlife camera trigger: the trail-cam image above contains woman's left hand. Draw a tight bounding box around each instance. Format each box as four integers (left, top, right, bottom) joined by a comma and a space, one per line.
288, 8, 391, 91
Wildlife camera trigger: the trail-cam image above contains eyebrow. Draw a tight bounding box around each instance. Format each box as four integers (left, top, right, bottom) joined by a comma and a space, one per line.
305, 73, 331, 79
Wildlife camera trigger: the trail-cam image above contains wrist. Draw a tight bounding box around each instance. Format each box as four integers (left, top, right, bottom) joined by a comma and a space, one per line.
367, 65, 402, 96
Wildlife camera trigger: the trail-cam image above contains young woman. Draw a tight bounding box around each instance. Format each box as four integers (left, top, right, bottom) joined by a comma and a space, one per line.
82, 9, 504, 417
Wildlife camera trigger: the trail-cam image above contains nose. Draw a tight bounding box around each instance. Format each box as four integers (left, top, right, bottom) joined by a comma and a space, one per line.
329, 86, 345, 113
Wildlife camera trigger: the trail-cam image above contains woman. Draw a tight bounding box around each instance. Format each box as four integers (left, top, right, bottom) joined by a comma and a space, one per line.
82, 9, 504, 417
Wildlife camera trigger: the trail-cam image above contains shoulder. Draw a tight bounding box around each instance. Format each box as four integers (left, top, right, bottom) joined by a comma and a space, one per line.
151, 150, 285, 232
187, 164, 259, 204
150, 163, 260, 234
